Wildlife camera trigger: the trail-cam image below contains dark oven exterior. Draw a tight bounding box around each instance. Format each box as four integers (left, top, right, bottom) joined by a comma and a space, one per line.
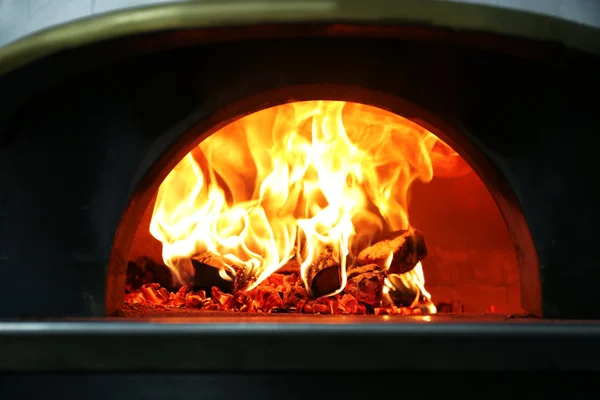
0, 0, 600, 381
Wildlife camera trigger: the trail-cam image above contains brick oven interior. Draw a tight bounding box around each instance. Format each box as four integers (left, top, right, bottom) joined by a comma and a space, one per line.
122, 112, 522, 317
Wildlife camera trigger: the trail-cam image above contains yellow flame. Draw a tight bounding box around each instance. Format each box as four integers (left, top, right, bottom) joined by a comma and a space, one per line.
149, 101, 469, 294
384, 261, 431, 306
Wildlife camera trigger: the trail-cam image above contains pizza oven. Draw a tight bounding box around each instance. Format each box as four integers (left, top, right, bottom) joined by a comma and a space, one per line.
1, 0, 600, 394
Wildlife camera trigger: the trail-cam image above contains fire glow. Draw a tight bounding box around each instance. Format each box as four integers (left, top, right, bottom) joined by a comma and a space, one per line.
149, 101, 469, 307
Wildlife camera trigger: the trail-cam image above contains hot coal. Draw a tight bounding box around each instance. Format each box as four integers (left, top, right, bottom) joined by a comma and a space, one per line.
123, 268, 429, 315
283, 285, 308, 308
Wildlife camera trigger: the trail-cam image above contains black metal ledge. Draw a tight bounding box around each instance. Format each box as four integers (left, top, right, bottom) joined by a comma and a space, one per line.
1, 315, 600, 372
2, 371, 600, 398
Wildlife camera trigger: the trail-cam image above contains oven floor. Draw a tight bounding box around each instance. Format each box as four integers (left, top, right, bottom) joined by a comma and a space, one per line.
114, 304, 533, 319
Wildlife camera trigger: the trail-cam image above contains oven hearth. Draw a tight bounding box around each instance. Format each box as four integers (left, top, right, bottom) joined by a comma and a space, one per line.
121, 232, 434, 317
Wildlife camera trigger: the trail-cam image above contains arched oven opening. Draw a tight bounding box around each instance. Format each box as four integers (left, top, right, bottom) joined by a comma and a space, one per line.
106, 86, 539, 317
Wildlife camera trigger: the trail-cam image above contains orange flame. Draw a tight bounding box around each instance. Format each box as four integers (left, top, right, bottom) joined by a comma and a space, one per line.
149, 101, 469, 295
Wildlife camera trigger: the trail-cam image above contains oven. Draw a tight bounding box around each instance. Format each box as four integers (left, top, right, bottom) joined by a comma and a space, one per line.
1, 0, 599, 395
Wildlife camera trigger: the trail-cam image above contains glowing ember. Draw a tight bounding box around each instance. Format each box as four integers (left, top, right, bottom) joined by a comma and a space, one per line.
123, 268, 432, 316
148, 101, 469, 304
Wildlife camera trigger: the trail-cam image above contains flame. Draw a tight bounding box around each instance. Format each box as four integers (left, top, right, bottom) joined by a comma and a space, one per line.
149, 101, 468, 296
384, 261, 433, 307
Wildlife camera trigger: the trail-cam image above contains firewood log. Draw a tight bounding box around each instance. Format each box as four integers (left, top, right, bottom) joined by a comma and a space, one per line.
344, 264, 385, 306
191, 252, 235, 293
356, 229, 427, 274
192, 253, 258, 293
306, 248, 342, 297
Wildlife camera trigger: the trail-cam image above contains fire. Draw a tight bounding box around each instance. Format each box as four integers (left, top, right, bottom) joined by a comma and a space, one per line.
149, 101, 468, 299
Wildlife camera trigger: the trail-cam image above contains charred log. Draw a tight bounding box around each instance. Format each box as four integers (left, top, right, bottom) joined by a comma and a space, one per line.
344, 264, 385, 306
233, 269, 259, 293
191, 253, 235, 293
347, 263, 384, 279
306, 248, 342, 297
357, 230, 427, 274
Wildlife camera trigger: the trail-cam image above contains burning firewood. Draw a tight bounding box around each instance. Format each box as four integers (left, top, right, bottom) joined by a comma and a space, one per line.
191, 252, 235, 293
232, 268, 259, 293
356, 230, 427, 274
344, 264, 385, 306
305, 248, 343, 297
278, 258, 301, 274
384, 274, 421, 308
122, 237, 433, 315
